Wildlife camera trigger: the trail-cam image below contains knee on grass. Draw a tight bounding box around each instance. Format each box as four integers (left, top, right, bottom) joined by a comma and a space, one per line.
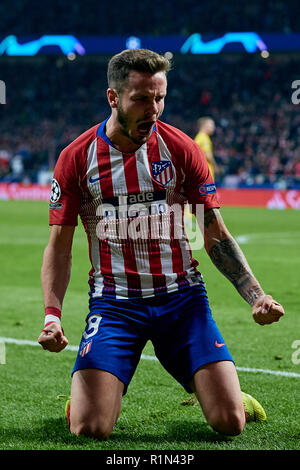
70, 418, 114, 441
208, 408, 246, 436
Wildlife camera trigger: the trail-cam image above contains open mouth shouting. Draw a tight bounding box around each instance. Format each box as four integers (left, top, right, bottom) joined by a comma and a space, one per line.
136, 120, 156, 136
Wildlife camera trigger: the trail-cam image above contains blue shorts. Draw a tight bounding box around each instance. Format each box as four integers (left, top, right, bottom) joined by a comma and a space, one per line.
72, 284, 234, 394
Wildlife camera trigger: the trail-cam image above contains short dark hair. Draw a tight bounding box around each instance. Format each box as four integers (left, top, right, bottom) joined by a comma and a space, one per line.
107, 49, 171, 93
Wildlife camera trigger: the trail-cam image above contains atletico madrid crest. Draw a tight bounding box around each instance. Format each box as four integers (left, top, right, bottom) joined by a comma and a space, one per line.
79, 340, 92, 357
151, 161, 173, 186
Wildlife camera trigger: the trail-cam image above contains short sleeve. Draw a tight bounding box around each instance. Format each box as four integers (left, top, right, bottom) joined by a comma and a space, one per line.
49, 146, 81, 226
183, 141, 220, 212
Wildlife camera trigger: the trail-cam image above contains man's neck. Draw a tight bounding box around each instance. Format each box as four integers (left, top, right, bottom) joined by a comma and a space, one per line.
105, 116, 142, 154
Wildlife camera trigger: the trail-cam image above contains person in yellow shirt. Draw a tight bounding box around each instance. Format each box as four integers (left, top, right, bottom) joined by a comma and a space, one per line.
194, 117, 218, 180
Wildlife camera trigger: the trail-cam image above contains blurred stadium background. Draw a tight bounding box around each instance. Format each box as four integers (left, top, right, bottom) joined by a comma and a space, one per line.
0, 0, 299, 209
1, 0, 300, 452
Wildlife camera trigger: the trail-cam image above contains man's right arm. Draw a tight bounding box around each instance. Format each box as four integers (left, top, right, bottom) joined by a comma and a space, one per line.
38, 225, 75, 352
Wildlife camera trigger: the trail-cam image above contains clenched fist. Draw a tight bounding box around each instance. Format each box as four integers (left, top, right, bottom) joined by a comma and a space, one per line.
252, 295, 284, 326
38, 322, 68, 352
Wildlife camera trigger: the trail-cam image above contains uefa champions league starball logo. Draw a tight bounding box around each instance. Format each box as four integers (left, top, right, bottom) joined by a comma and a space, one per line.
50, 178, 61, 203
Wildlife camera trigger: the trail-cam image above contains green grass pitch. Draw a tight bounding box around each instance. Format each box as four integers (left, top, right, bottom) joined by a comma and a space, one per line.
0, 200, 300, 450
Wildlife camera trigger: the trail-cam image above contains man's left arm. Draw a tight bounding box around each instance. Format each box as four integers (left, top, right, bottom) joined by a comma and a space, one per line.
202, 208, 284, 325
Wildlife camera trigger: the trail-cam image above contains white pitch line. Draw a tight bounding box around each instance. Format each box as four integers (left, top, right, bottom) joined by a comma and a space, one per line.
235, 366, 300, 379
235, 231, 300, 245
1, 336, 300, 378
0, 336, 161, 360
0, 336, 79, 351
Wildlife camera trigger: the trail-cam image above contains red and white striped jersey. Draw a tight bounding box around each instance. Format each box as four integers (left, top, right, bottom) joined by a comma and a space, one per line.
49, 118, 220, 299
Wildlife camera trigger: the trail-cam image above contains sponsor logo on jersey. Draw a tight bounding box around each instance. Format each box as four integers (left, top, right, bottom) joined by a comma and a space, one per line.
100, 190, 167, 219
151, 161, 173, 186
198, 183, 216, 195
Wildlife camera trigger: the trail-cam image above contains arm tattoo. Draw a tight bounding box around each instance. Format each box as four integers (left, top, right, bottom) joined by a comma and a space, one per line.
208, 237, 263, 306
204, 209, 218, 228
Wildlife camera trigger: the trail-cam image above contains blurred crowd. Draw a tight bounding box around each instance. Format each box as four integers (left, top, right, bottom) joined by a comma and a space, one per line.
1, 0, 299, 187
0, 51, 299, 188
1, 0, 299, 35
168, 54, 300, 188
